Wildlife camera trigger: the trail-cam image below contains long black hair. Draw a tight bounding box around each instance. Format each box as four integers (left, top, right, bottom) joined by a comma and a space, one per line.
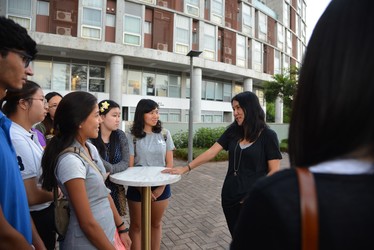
131, 99, 162, 138
41, 91, 98, 191
91, 100, 120, 163
230, 91, 267, 142
288, 0, 374, 167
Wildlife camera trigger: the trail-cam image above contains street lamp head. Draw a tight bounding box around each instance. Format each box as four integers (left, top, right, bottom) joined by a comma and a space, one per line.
187, 50, 203, 57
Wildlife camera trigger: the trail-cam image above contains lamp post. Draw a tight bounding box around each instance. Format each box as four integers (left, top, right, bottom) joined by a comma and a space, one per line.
186, 50, 202, 163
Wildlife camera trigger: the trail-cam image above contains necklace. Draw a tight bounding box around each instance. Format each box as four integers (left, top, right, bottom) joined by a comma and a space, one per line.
233, 141, 243, 176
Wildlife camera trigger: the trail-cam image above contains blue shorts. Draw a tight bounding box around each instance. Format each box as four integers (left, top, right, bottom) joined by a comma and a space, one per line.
127, 185, 171, 202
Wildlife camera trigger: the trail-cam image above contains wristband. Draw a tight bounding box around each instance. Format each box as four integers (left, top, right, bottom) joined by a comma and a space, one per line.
116, 221, 124, 229
118, 228, 129, 234
187, 164, 192, 172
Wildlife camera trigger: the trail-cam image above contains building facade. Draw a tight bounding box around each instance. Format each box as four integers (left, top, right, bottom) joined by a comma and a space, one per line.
0, 0, 306, 125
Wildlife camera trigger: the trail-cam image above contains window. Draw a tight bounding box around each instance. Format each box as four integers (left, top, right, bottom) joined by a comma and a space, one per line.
169, 75, 181, 98
185, 0, 200, 17
223, 82, 231, 102
159, 109, 181, 122
274, 50, 281, 75
286, 30, 292, 54
283, 54, 290, 70
201, 79, 226, 101
144, 21, 152, 34
277, 23, 284, 50
203, 23, 216, 60
106, 14, 115, 27
254, 88, 265, 107
82, 0, 103, 40
124, 2, 142, 46
127, 70, 142, 95
89, 66, 105, 92
156, 74, 168, 97
234, 84, 243, 95
253, 40, 262, 72
242, 4, 252, 35
143, 72, 156, 95
32, 61, 52, 89
211, 0, 223, 25
175, 15, 190, 54
37, 1, 49, 16
52, 63, 70, 91
7, 0, 31, 30
237, 34, 246, 68
71, 64, 88, 91
124, 15, 141, 45
284, 3, 289, 28
258, 11, 267, 42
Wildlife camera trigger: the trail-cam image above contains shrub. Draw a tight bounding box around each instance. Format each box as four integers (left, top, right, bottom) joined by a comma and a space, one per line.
172, 130, 189, 148
193, 127, 226, 148
280, 138, 288, 152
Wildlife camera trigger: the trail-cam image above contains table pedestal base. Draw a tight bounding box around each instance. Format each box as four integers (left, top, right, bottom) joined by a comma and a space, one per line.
141, 187, 151, 250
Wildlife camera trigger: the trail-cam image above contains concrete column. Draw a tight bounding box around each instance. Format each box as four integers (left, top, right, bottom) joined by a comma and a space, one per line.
243, 78, 253, 92
109, 55, 123, 105
192, 67, 202, 122
275, 96, 283, 124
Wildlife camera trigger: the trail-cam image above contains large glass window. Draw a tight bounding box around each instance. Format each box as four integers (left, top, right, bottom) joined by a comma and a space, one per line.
175, 15, 190, 54
237, 34, 246, 68
82, 0, 103, 40
203, 23, 216, 60
242, 4, 252, 36
71, 65, 88, 91
258, 11, 267, 42
7, 0, 31, 29
274, 50, 281, 75
89, 66, 105, 92
124, 2, 142, 46
169, 75, 181, 98
284, 3, 289, 28
211, 0, 223, 25
143, 72, 156, 96
223, 82, 231, 102
37, 1, 49, 16
253, 40, 262, 72
52, 63, 70, 91
127, 70, 142, 95
277, 23, 284, 50
286, 30, 292, 54
156, 74, 168, 97
32, 61, 52, 89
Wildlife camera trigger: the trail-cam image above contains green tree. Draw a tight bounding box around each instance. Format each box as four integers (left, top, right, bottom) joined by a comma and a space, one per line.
263, 66, 298, 122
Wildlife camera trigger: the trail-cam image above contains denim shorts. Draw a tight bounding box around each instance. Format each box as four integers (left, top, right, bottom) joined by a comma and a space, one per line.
126, 184, 171, 202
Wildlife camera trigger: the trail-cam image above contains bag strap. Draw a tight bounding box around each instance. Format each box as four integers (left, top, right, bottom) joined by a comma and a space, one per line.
295, 167, 319, 250
60, 147, 104, 179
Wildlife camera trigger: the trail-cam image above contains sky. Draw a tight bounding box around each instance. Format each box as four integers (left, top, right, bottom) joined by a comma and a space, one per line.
305, 0, 331, 42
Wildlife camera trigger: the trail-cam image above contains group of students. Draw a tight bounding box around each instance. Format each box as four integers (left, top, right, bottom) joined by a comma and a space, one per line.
2, 0, 374, 248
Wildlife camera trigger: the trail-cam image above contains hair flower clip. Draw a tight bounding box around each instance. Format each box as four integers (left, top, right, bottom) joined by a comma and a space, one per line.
100, 101, 110, 113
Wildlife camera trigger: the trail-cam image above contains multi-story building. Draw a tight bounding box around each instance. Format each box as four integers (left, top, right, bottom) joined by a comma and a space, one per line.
0, 0, 306, 129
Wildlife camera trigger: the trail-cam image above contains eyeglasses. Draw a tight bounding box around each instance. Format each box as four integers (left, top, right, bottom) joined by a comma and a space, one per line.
29, 98, 48, 107
5, 48, 33, 68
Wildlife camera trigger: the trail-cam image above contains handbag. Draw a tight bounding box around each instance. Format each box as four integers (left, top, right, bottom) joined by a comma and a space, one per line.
295, 167, 319, 250
53, 147, 105, 237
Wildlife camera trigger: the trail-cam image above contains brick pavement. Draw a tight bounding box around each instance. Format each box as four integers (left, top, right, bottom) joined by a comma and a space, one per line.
159, 153, 290, 250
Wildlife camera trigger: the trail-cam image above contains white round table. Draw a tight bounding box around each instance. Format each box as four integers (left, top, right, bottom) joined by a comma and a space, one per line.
110, 167, 181, 250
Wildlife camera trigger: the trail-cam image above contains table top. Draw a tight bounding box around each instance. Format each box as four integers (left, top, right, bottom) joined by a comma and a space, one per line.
110, 167, 181, 187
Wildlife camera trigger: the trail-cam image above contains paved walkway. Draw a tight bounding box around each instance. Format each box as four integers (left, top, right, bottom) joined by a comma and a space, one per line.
157, 153, 290, 250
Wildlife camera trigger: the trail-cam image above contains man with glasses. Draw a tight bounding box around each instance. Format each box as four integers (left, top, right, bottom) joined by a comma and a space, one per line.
0, 16, 45, 249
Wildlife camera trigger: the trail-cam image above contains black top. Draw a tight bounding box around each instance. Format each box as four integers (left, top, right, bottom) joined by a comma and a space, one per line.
231, 168, 374, 250
217, 127, 282, 206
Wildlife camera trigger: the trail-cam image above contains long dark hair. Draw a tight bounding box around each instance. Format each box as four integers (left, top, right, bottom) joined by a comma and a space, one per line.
230, 91, 267, 142
131, 99, 162, 138
288, 0, 374, 167
91, 100, 120, 163
41, 91, 98, 191
0, 80, 41, 115
41, 92, 62, 135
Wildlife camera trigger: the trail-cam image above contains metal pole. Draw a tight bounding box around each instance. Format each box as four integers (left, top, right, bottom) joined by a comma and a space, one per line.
188, 56, 194, 163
